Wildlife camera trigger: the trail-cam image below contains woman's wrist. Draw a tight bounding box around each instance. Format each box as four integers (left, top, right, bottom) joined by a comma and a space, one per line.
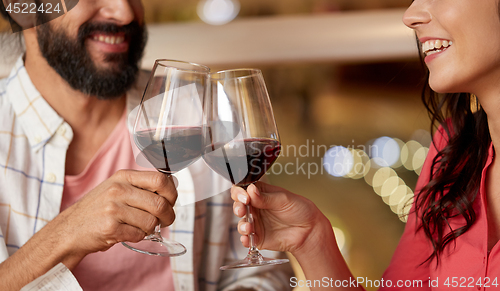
292, 212, 336, 259
290, 214, 359, 289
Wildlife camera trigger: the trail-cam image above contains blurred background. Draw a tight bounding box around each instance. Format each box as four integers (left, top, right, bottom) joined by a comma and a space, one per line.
1, 0, 430, 290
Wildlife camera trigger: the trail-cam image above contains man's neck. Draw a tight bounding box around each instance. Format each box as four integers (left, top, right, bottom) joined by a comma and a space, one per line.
22, 32, 127, 175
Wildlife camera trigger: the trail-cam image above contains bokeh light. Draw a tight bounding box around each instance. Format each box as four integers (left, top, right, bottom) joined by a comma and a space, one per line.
372, 167, 397, 196
323, 146, 354, 177
334, 133, 431, 223
370, 136, 401, 167
345, 149, 370, 179
401, 140, 422, 171
385, 185, 409, 206
380, 176, 404, 198
413, 147, 429, 176
410, 129, 432, 147
197, 0, 240, 25
333, 227, 346, 251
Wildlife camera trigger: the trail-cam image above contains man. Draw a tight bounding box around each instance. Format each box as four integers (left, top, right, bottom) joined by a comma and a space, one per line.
0, 0, 292, 290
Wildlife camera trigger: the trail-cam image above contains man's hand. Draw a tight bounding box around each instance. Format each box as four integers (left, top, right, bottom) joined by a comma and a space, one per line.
55, 169, 177, 256
0, 170, 177, 291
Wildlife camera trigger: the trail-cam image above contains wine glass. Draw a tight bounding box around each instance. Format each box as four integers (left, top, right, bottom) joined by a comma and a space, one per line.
202, 68, 289, 269
123, 59, 210, 256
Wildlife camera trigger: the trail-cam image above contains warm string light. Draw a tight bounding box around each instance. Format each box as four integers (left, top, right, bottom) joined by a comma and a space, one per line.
323, 131, 430, 223
197, 0, 240, 25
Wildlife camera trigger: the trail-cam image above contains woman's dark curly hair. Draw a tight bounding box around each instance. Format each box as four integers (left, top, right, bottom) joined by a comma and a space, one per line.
415, 51, 491, 264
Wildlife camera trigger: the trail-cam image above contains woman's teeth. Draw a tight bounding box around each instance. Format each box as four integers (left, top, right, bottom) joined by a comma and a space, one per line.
422, 39, 452, 56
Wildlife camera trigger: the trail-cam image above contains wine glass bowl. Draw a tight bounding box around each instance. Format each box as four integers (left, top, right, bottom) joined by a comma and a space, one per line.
123, 59, 210, 257
202, 68, 289, 269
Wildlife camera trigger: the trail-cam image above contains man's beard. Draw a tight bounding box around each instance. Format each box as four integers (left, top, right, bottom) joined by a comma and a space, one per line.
37, 21, 147, 100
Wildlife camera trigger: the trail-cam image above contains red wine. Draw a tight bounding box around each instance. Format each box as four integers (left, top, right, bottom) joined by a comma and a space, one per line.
135, 127, 203, 174
203, 138, 281, 187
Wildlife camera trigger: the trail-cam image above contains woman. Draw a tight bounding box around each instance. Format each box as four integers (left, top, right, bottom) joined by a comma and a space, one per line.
231, 0, 500, 290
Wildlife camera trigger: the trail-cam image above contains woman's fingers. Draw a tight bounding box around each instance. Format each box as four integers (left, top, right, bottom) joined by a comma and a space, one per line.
233, 201, 247, 217
231, 186, 249, 205
247, 183, 289, 210
240, 235, 250, 248
238, 219, 252, 235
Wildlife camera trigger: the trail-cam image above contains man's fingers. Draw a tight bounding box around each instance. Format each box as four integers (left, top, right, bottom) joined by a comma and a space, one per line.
116, 224, 147, 243
118, 186, 176, 227
116, 170, 177, 205
117, 205, 159, 235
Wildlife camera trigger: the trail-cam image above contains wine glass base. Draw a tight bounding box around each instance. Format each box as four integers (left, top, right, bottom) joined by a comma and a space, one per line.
122, 236, 187, 257
220, 249, 289, 270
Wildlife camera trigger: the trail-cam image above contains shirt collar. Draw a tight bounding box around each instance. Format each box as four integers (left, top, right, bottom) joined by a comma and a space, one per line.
5, 56, 65, 152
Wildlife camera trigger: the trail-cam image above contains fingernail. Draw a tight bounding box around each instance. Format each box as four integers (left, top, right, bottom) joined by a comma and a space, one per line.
234, 206, 241, 216
240, 223, 248, 233
237, 193, 248, 204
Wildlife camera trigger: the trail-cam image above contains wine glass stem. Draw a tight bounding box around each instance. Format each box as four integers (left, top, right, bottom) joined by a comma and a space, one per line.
246, 204, 257, 251
154, 224, 162, 235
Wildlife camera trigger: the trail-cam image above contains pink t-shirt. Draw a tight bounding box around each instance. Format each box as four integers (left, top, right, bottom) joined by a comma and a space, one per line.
61, 110, 175, 291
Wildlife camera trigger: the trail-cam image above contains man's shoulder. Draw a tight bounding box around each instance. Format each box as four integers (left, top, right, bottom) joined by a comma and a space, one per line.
0, 76, 8, 93
128, 70, 150, 102
0, 76, 13, 113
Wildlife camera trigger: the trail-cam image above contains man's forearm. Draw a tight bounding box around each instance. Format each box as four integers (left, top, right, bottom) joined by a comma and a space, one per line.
0, 212, 85, 291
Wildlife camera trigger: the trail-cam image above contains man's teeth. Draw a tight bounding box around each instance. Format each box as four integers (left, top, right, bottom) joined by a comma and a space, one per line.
92, 35, 125, 45
422, 39, 452, 56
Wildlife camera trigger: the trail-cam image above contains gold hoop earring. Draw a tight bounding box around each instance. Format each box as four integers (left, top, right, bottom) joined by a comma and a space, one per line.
470, 94, 480, 113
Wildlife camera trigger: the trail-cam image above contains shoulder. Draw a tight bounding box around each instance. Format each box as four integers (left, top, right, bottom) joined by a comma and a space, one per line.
128, 70, 150, 104
126, 70, 151, 130
0, 77, 15, 120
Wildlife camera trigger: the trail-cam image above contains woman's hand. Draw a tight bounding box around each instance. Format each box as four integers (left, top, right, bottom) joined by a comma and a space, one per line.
231, 181, 330, 255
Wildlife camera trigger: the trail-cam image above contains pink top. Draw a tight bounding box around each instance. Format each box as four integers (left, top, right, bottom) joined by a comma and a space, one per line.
382, 128, 499, 290
61, 110, 175, 291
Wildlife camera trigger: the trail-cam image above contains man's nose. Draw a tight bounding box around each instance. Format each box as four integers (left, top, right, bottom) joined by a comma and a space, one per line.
99, 0, 136, 26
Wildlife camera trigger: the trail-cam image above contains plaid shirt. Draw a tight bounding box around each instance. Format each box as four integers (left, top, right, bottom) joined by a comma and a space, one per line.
0, 57, 293, 291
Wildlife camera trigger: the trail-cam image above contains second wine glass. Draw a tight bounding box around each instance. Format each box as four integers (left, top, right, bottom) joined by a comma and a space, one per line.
123, 59, 210, 257
202, 68, 290, 269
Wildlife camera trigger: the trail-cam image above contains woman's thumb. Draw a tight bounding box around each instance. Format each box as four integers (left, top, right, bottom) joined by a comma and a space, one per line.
247, 183, 288, 210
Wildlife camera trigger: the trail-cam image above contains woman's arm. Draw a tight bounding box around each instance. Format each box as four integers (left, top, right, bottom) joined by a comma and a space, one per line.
231, 183, 363, 290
